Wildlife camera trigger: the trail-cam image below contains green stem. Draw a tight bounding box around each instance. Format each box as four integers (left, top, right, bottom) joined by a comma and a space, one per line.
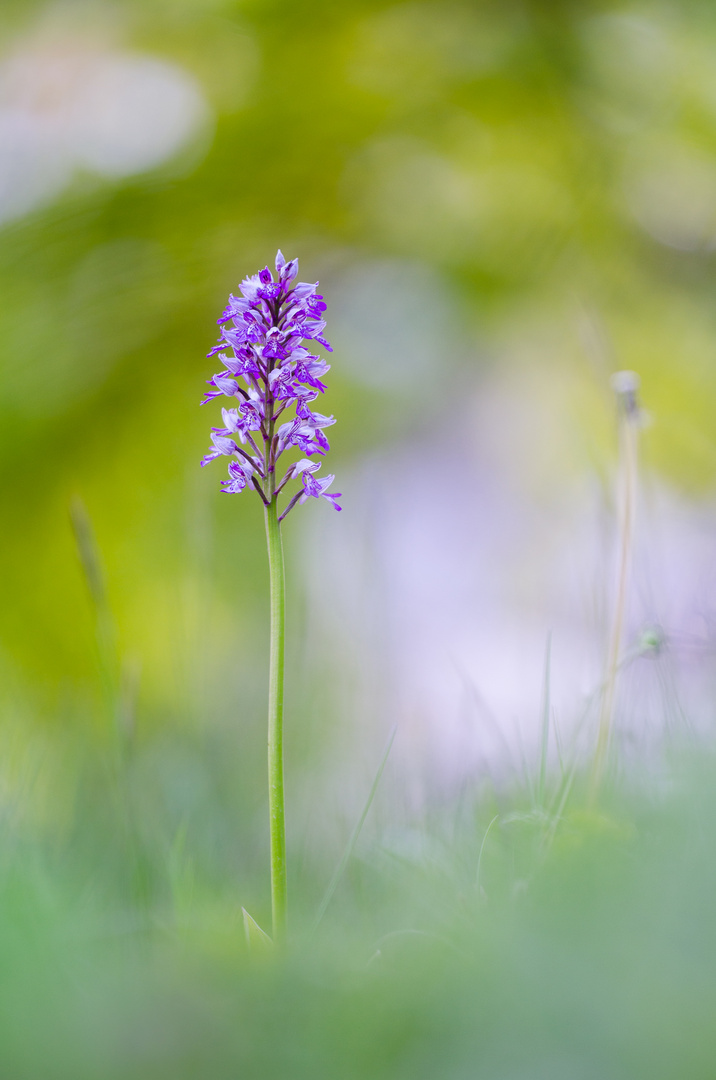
264, 496, 287, 943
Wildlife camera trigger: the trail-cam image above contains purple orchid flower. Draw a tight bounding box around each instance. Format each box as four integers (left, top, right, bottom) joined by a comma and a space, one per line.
221, 459, 255, 494
200, 431, 240, 467
200, 250, 341, 518
203, 253, 343, 944
275, 459, 342, 521
301, 470, 341, 509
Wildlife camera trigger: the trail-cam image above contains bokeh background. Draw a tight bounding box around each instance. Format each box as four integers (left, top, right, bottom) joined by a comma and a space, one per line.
4, 0, 716, 788
3, 1, 716, 1076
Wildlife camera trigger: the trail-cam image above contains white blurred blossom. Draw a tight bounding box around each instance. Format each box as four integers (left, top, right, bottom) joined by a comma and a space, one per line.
0, 32, 211, 225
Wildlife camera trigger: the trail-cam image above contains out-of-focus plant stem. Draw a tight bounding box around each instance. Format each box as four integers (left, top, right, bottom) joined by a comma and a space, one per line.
70, 495, 147, 904
70, 495, 123, 743
591, 373, 641, 799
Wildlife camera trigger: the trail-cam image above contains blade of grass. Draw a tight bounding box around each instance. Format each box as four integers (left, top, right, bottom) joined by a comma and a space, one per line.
70, 495, 120, 734
514, 720, 536, 807
553, 715, 565, 778
543, 761, 577, 851
312, 726, 397, 933
476, 814, 499, 895
242, 908, 273, 953
538, 632, 552, 808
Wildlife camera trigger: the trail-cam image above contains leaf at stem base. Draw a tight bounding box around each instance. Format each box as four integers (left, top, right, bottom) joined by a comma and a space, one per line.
242, 908, 273, 954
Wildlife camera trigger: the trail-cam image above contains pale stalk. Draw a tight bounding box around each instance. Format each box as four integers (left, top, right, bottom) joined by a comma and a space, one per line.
591, 392, 639, 799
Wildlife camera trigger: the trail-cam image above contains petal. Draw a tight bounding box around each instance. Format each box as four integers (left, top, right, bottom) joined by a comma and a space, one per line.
210, 433, 238, 455
293, 458, 320, 476
221, 407, 240, 432
310, 412, 335, 428
239, 274, 263, 301
280, 258, 298, 283
291, 281, 318, 301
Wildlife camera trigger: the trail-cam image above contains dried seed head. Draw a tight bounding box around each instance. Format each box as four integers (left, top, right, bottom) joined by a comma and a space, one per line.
610, 369, 641, 416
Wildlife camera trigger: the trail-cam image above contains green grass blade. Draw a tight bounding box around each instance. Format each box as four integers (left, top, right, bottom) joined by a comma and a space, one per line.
538, 631, 552, 807
312, 726, 397, 933
242, 908, 273, 953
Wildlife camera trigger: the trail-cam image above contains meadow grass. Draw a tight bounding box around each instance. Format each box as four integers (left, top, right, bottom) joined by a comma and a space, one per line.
0, 692, 714, 1080
4, 428, 711, 1077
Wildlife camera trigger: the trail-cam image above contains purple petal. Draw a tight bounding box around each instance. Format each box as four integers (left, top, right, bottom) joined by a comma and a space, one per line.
280, 258, 298, 283
210, 372, 239, 397
221, 407, 241, 432
291, 281, 319, 301
293, 458, 320, 477
211, 432, 239, 455
239, 274, 263, 302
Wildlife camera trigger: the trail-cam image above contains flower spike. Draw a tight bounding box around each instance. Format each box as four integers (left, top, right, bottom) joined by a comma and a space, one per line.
200, 251, 340, 519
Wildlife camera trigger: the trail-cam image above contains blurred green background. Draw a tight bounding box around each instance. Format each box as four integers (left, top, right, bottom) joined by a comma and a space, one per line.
4, 0, 716, 704
2, 0, 716, 1075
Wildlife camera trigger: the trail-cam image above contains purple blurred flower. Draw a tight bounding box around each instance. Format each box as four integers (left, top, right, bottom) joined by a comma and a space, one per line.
201, 251, 341, 517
